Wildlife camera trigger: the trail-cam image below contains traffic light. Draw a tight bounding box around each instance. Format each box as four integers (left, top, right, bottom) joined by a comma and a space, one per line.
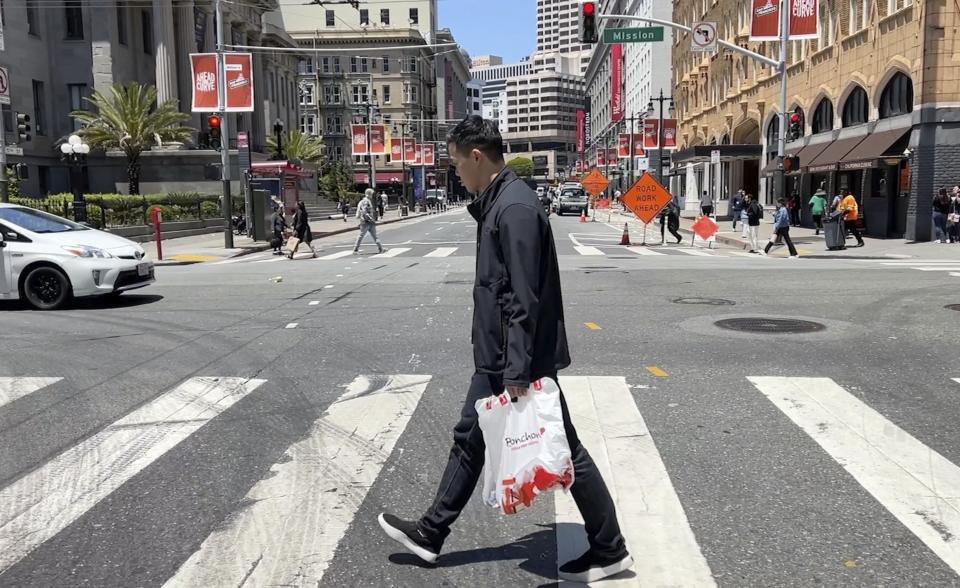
13, 163, 28, 180
208, 115, 222, 151
788, 112, 802, 141
783, 155, 800, 172
15, 112, 31, 142
578, 1, 599, 44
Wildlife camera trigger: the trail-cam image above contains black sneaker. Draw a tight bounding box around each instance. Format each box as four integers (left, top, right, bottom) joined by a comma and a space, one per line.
558, 550, 633, 583
377, 513, 440, 564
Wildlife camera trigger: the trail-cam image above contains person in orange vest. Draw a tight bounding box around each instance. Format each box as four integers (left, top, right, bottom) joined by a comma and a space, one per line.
839, 189, 864, 247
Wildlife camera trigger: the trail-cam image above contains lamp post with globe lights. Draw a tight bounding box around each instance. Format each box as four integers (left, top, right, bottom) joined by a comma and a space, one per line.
60, 135, 91, 223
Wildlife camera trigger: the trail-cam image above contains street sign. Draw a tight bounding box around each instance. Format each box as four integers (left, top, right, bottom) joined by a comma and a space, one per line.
711, 150, 721, 165
0, 66, 9, 105
635, 156, 649, 171
4, 146, 23, 156
623, 172, 672, 224
602, 27, 664, 44
581, 168, 609, 196
691, 21, 718, 52
692, 215, 719, 240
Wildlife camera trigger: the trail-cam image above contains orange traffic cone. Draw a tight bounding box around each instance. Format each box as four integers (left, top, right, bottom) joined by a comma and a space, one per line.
620, 222, 631, 246
579, 209, 587, 223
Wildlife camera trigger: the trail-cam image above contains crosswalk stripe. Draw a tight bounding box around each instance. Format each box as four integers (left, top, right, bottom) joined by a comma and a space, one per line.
424, 247, 458, 257
373, 248, 411, 258
253, 257, 284, 264
556, 376, 715, 586
954, 378, 960, 385
318, 250, 354, 260
574, 246, 605, 256
911, 267, 960, 272
0, 377, 266, 573
748, 376, 960, 576
626, 246, 666, 256
164, 374, 431, 588
0, 377, 62, 412
673, 248, 716, 257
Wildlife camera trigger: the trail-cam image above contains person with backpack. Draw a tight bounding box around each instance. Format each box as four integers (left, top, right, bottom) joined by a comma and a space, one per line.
288, 201, 317, 259
353, 189, 384, 254
933, 187, 952, 243
764, 198, 798, 258
809, 183, 828, 236
271, 206, 287, 256
660, 193, 683, 244
745, 193, 763, 253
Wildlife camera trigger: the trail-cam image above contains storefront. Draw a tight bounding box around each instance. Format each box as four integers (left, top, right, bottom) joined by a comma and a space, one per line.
671, 144, 763, 216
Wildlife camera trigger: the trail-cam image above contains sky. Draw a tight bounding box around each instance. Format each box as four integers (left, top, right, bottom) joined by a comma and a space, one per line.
438, 0, 536, 64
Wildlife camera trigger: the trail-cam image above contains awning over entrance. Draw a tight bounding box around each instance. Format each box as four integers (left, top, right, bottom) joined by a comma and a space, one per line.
759, 144, 803, 176
354, 171, 406, 184
838, 128, 910, 170
805, 135, 867, 173
671, 144, 763, 165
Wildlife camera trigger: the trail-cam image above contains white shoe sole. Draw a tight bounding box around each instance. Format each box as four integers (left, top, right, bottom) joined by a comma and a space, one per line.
377, 514, 439, 564
558, 554, 634, 583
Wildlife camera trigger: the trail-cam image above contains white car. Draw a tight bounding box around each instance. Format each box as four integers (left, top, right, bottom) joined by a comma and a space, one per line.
0, 203, 155, 310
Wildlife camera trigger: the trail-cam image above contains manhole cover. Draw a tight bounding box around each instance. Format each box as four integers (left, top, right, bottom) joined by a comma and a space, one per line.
946, 304, 960, 312
714, 318, 826, 334
673, 297, 735, 306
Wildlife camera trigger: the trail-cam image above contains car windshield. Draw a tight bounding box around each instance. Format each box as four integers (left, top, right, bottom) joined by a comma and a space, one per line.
0, 207, 89, 233
562, 190, 585, 198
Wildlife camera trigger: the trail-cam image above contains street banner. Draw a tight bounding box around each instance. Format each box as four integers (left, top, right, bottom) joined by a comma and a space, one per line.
633, 135, 645, 157
611, 44, 623, 123
607, 148, 618, 166
663, 119, 679, 150
190, 53, 218, 112
576, 110, 585, 153
789, 0, 818, 39
370, 124, 386, 155
415, 143, 423, 165
749, 0, 780, 41
423, 144, 436, 166
403, 138, 417, 163
584, 101, 592, 149
618, 134, 630, 159
390, 140, 403, 162
643, 119, 659, 150
223, 52, 254, 112
596, 151, 604, 168
351, 124, 368, 155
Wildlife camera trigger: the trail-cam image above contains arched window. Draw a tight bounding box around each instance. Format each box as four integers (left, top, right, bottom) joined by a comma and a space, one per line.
841, 86, 869, 127
879, 72, 914, 118
811, 98, 834, 133
766, 116, 780, 160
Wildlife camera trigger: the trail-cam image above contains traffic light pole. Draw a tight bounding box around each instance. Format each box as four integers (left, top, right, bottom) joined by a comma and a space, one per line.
0, 109, 8, 203
215, 0, 234, 249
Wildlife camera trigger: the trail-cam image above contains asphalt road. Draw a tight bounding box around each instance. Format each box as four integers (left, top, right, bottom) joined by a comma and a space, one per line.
1, 206, 959, 587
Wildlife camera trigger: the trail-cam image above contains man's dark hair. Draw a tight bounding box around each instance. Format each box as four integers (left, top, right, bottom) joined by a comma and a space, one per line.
446, 115, 504, 161
777, 198, 786, 205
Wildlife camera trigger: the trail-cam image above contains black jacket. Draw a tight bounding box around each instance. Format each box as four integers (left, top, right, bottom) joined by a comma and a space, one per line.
747, 201, 763, 226
467, 168, 570, 387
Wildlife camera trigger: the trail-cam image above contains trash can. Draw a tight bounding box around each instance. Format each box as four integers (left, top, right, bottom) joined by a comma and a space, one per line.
824, 212, 846, 251
401, 205, 409, 217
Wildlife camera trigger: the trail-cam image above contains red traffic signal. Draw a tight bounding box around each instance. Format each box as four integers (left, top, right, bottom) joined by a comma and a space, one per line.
783, 155, 800, 172
579, 1, 598, 43
207, 115, 221, 129
582, 1, 595, 15
790, 113, 801, 124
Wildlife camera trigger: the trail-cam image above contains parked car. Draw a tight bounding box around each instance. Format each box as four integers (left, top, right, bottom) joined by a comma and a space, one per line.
556, 188, 588, 216
0, 204, 155, 310
424, 189, 447, 210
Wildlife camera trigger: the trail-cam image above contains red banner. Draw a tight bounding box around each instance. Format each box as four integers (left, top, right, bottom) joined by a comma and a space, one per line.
663, 119, 679, 150
633, 135, 646, 157
190, 54, 218, 112
390, 141, 403, 162
370, 125, 386, 154
618, 134, 630, 158
611, 44, 623, 123
749, 0, 780, 41
607, 148, 618, 166
596, 151, 604, 168
423, 144, 436, 166
643, 119, 659, 150
789, 0, 818, 39
576, 110, 585, 153
190, 53, 254, 112
351, 124, 368, 155
403, 138, 417, 163
415, 143, 423, 165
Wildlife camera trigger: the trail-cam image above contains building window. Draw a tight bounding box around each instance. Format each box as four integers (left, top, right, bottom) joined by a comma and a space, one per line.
811, 98, 834, 133
878, 72, 914, 118
326, 10, 335, 26
68, 83, 86, 130
351, 57, 358, 73
300, 114, 316, 135
326, 115, 343, 134
361, 58, 368, 73
765, 116, 779, 160
324, 85, 342, 105
382, 85, 391, 104
352, 84, 369, 104
27, 3, 39, 35
382, 55, 390, 72
300, 82, 314, 105
848, 0, 865, 34
334, 146, 344, 160
141, 10, 152, 54
360, 9, 369, 25
32, 80, 45, 136
816, 1, 831, 49
322, 57, 330, 73
408, 57, 418, 72
841, 85, 869, 126
116, 6, 127, 45
65, 1, 83, 39
380, 9, 390, 24
333, 57, 341, 73
409, 8, 419, 24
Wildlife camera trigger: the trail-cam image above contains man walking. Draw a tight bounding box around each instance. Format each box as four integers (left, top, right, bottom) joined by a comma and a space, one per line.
700, 190, 714, 217
809, 182, 828, 235
764, 198, 798, 258
377, 116, 632, 583
839, 189, 865, 247
379, 191, 388, 219
660, 192, 683, 244
745, 194, 763, 253
731, 189, 744, 231
353, 189, 384, 254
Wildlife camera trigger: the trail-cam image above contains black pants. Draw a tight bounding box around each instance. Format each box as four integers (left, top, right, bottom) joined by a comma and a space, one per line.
660, 213, 682, 242
812, 214, 823, 232
418, 372, 627, 559
844, 219, 864, 244
790, 207, 801, 226
701, 205, 714, 217
765, 226, 798, 256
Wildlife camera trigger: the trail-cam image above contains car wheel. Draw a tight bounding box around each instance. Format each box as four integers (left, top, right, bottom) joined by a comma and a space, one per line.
22, 266, 72, 310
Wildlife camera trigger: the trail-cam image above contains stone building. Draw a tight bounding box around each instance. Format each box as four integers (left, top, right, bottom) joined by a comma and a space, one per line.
671, 0, 959, 240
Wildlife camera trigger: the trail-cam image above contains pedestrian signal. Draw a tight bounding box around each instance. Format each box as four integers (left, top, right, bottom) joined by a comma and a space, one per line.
783, 155, 800, 172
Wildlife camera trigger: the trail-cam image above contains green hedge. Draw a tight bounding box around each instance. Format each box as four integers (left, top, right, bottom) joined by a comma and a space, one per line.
11, 193, 243, 229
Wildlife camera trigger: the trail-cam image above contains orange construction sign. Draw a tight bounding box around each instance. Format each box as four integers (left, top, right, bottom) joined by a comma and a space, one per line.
581, 169, 609, 197
692, 215, 719, 240
622, 172, 673, 224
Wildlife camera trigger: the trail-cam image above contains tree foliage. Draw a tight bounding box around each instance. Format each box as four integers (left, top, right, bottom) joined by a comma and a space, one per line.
319, 161, 355, 199
506, 157, 535, 178
267, 129, 324, 163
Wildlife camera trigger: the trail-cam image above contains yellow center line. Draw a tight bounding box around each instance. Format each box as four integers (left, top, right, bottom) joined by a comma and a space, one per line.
584, 322, 602, 331
646, 366, 669, 377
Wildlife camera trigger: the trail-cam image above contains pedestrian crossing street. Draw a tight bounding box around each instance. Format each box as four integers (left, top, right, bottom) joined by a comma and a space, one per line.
857, 258, 960, 278
4, 374, 960, 585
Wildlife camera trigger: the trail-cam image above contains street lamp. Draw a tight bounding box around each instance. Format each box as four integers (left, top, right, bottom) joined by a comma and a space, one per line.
646, 90, 674, 186
273, 119, 285, 160
60, 134, 90, 223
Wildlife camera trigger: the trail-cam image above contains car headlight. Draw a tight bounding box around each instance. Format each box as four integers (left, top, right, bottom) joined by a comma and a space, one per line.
62, 245, 114, 259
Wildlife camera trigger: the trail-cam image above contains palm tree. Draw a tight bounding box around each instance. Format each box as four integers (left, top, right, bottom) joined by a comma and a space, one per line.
70, 82, 193, 195
266, 129, 324, 164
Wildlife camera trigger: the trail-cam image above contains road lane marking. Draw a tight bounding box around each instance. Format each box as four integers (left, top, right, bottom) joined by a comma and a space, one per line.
646, 366, 669, 377
912, 267, 960, 272
308, 301, 320, 306
285, 323, 298, 329
318, 251, 354, 260
0, 377, 266, 573
0, 377, 62, 412
584, 322, 602, 331
674, 248, 716, 257
748, 376, 960, 576
373, 248, 411, 258
164, 375, 431, 588
574, 246, 605, 256
324, 285, 334, 289
952, 273, 960, 278
424, 247, 458, 257
557, 376, 715, 587
626, 246, 666, 256
253, 257, 285, 264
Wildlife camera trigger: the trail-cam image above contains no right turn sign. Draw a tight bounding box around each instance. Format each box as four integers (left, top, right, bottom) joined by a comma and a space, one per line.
0, 66, 10, 105
691, 22, 718, 52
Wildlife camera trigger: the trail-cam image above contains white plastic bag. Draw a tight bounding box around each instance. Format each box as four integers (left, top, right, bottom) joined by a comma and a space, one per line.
477, 377, 575, 515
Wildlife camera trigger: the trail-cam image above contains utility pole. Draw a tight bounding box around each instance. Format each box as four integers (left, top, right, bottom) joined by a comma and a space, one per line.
775, 0, 789, 203
0, 109, 8, 203
215, 0, 234, 248
365, 101, 378, 220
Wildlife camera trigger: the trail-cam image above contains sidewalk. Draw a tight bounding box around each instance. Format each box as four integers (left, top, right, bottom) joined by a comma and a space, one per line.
606, 208, 959, 259
144, 209, 432, 265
